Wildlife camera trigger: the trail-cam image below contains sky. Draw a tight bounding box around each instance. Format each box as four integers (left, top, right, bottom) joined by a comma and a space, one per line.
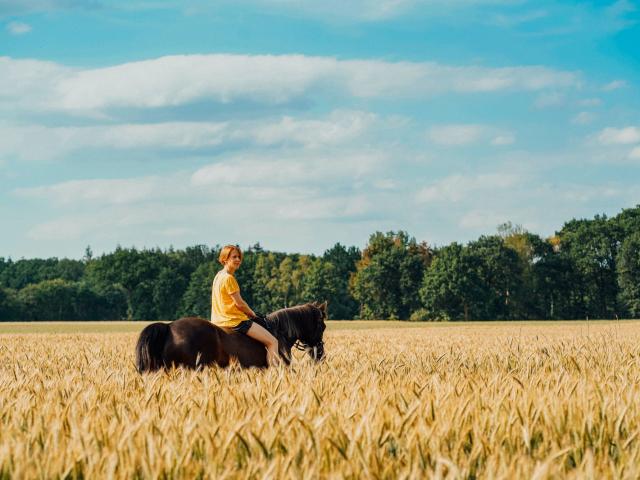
1, 0, 639, 259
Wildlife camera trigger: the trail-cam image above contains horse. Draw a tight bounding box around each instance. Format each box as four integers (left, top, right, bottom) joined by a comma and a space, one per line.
135, 301, 327, 372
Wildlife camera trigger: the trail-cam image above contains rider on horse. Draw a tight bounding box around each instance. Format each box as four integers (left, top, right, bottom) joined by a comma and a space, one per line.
211, 245, 280, 366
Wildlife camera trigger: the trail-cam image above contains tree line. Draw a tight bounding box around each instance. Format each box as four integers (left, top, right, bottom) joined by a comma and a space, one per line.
1, 205, 639, 321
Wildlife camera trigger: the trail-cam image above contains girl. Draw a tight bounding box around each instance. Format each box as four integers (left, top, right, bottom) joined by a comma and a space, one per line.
211, 245, 280, 366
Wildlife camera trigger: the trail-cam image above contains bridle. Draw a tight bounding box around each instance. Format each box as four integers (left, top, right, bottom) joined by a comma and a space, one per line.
293, 339, 324, 352
258, 309, 325, 357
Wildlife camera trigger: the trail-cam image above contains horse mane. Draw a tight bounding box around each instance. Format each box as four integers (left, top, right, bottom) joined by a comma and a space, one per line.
265, 303, 320, 340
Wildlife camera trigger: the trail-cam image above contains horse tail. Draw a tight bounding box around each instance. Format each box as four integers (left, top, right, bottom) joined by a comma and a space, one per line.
136, 322, 170, 373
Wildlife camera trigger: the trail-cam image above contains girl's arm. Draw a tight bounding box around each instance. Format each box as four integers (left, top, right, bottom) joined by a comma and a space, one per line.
230, 291, 257, 318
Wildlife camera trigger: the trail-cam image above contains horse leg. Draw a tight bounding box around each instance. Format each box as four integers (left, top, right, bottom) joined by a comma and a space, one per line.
214, 330, 231, 368
279, 343, 292, 365
236, 348, 268, 369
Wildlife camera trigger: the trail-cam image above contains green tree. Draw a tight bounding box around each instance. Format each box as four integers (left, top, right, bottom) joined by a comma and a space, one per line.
178, 261, 218, 318
234, 246, 256, 307
322, 243, 360, 319
300, 259, 340, 317
352, 231, 431, 319
0, 258, 84, 289
613, 205, 640, 238
558, 216, 622, 318
16, 280, 124, 320
420, 243, 485, 321
0, 287, 21, 321
467, 235, 524, 320
617, 232, 640, 317
251, 252, 284, 313
524, 239, 577, 319
86, 247, 165, 320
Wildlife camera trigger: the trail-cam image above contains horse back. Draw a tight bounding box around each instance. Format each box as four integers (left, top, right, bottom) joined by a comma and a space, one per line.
166, 317, 229, 368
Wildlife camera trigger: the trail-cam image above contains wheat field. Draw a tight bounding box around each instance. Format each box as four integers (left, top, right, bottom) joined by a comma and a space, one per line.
1, 321, 639, 479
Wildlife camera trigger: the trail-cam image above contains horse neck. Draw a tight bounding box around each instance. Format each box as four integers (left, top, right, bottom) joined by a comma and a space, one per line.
266, 307, 302, 344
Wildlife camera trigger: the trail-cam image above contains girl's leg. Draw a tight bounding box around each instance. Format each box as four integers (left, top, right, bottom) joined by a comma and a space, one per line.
245, 322, 280, 366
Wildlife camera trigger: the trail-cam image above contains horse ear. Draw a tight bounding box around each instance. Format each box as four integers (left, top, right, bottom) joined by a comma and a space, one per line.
319, 301, 327, 313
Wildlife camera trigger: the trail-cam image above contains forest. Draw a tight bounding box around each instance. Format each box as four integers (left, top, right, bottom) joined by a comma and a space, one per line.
1, 205, 639, 321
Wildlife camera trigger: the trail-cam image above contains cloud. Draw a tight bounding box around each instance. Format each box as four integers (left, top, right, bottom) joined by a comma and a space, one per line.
0, 110, 378, 161
578, 98, 602, 107
16, 146, 390, 220
227, 0, 519, 22
6, 21, 31, 34
14, 176, 181, 207
491, 9, 548, 27
0, 0, 97, 16
0, 55, 580, 116
249, 110, 377, 148
273, 195, 371, 220
490, 134, 515, 146
597, 126, 640, 145
427, 124, 514, 146
602, 80, 627, 91
191, 150, 386, 188
459, 210, 512, 230
534, 91, 565, 109
19, 167, 381, 242
604, 0, 638, 31
629, 146, 640, 160
415, 173, 521, 203
428, 124, 483, 146
557, 183, 622, 203
572, 111, 596, 125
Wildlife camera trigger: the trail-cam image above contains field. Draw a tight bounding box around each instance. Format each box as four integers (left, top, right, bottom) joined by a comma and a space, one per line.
1, 320, 639, 478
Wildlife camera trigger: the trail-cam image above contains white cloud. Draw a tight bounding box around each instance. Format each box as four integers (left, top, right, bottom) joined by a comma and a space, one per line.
602, 79, 627, 91
578, 97, 602, 107
250, 110, 377, 147
0, 55, 580, 115
629, 146, 640, 160
20, 172, 379, 242
233, 0, 523, 22
6, 21, 31, 35
415, 173, 521, 203
14, 176, 181, 207
534, 91, 565, 108
15, 147, 390, 231
0, 0, 91, 16
604, 0, 638, 32
597, 126, 640, 145
572, 111, 596, 125
274, 195, 370, 220
490, 134, 515, 146
558, 183, 622, 203
157, 227, 195, 237
191, 150, 386, 188
459, 210, 511, 230
427, 124, 514, 147
373, 179, 397, 190
491, 9, 548, 27
0, 110, 383, 161
428, 124, 483, 146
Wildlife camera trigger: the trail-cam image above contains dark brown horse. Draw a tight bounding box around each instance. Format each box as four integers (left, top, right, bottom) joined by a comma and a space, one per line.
135, 302, 327, 372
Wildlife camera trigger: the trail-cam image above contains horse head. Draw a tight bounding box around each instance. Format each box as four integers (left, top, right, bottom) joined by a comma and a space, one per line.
301, 301, 327, 361
266, 301, 327, 362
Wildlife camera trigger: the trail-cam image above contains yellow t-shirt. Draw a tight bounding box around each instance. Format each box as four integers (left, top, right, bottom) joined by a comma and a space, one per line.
211, 270, 249, 328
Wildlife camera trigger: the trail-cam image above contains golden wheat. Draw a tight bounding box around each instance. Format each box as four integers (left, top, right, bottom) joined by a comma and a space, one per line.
0, 321, 639, 479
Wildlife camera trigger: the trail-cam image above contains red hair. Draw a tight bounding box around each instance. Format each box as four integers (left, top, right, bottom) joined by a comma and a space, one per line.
218, 245, 243, 265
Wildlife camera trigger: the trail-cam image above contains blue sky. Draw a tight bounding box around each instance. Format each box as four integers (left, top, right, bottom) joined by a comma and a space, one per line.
1, 0, 639, 259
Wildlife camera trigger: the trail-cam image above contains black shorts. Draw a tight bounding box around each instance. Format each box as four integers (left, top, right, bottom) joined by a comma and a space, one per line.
232, 320, 253, 334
